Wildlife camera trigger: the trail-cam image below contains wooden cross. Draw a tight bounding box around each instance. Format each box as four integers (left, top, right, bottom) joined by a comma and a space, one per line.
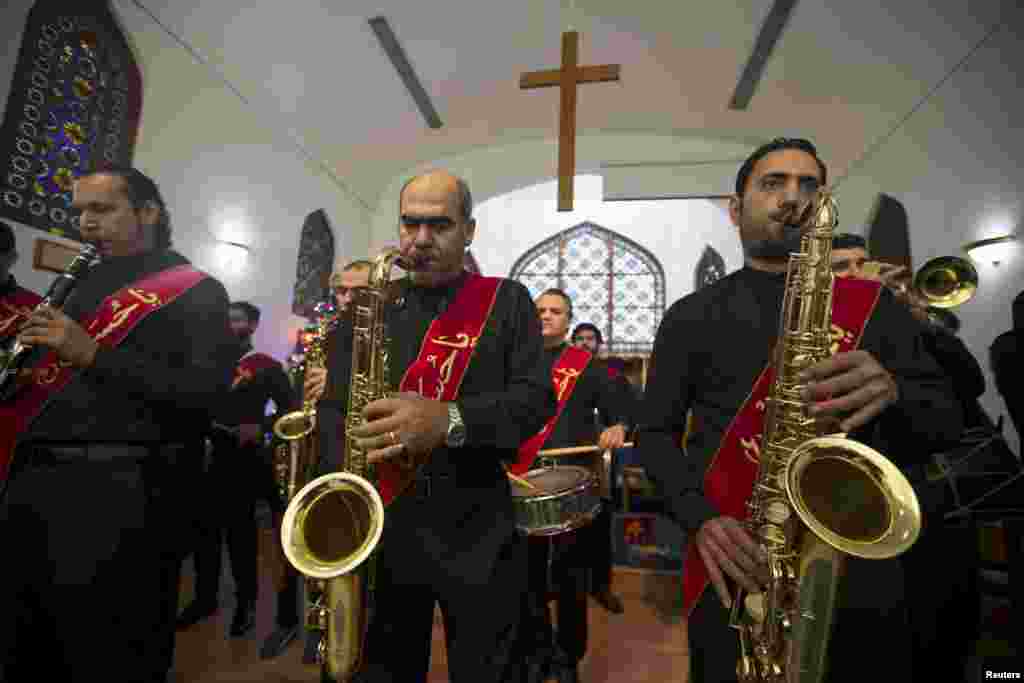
520, 31, 620, 212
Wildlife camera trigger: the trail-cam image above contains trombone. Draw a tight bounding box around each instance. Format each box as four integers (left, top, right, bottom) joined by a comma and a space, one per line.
863, 255, 978, 309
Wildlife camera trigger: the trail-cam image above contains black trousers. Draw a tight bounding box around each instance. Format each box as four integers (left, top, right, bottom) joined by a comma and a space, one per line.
688, 560, 913, 683
359, 530, 527, 682
901, 475, 979, 682
0, 444, 192, 682
191, 442, 279, 607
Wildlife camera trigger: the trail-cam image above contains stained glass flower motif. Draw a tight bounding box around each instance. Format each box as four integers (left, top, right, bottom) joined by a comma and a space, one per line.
0, 5, 142, 239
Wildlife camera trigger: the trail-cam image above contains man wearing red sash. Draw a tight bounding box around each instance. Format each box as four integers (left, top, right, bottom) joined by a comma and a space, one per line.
306, 170, 555, 681
0, 221, 42, 346
637, 139, 963, 682
177, 301, 297, 639
831, 231, 990, 681
0, 167, 238, 682
512, 289, 632, 683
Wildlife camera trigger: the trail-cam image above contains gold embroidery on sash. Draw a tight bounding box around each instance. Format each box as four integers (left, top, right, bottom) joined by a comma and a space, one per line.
553, 367, 581, 401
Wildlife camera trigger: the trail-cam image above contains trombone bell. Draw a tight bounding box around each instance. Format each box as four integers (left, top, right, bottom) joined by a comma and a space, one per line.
913, 256, 978, 308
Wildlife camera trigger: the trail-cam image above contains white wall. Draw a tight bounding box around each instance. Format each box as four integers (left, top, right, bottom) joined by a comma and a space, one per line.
832, 11, 1023, 455
470, 174, 741, 310
1, 0, 371, 361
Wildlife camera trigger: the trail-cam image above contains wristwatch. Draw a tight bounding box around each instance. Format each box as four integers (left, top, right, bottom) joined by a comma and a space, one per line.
445, 402, 467, 448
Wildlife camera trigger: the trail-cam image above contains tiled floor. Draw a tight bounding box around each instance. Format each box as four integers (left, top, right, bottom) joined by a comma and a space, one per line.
171, 526, 691, 682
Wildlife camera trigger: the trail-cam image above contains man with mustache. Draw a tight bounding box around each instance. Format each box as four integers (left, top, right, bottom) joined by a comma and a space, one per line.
638, 139, 962, 682
305, 169, 555, 681
0, 167, 237, 681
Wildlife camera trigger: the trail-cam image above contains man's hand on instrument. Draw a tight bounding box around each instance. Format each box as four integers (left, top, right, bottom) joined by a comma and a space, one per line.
237, 423, 263, 447
799, 350, 898, 433
304, 366, 327, 403
696, 516, 769, 609
17, 305, 98, 368
351, 391, 448, 464
597, 424, 627, 450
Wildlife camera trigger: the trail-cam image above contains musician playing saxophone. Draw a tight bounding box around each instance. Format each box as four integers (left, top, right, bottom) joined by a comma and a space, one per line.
307, 169, 555, 681
0, 167, 238, 682
510, 288, 632, 683
831, 231, 987, 679
637, 139, 963, 682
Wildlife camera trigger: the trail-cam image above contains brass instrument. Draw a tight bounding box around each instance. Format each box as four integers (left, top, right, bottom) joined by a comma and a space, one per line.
861, 256, 978, 309
912, 255, 978, 308
731, 190, 922, 682
279, 248, 403, 681
272, 312, 335, 503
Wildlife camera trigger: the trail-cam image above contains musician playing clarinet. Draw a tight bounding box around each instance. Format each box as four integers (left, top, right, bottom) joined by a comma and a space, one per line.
0, 167, 238, 682
511, 288, 633, 683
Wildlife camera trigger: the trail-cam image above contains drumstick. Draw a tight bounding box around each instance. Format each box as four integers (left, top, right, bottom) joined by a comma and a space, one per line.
536, 442, 635, 457
503, 466, 540, 491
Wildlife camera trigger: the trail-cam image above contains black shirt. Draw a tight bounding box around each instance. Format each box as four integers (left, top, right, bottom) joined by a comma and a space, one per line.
323, 271, 555, 470
23, 249, 237, 444
543, 343, 631, 452
991, 329, 1022, 439
216, 343, 297, 433
638, 266, 963, 535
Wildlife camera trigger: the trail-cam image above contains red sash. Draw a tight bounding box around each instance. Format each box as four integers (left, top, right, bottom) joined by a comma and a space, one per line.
509, 345, 592, 476
0, 286, 43, 340
374, 273, 502, 505
681, 276, 882, 617
0, 265, 209, 483
232, 351, 280, 389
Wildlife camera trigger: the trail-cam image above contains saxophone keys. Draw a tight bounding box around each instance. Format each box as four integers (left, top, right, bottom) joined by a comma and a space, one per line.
764, 500, 791, 524
744, 592, 767, 623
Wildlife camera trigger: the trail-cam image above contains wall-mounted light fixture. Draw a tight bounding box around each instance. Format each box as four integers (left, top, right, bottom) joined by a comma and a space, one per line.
962, 234, 1018, 266
214, 239, 250, 273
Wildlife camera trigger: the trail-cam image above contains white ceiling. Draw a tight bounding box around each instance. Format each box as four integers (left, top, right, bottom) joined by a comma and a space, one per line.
124, 0, 1008, 208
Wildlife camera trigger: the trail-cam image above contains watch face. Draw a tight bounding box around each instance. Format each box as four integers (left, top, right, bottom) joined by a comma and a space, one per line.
448, 424, 467, 447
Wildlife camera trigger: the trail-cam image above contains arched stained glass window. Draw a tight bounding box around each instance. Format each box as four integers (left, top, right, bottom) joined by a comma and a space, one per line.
0, 0, 143, 241
511, 222, 666, 354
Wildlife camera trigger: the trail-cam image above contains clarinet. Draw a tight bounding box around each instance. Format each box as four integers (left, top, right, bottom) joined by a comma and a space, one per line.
0, 243, 100, 396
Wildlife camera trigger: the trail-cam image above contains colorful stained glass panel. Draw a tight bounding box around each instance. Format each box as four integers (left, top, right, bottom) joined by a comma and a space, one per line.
0, 1, 142, 241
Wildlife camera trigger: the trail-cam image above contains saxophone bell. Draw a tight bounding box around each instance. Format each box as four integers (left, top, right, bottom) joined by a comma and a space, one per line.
278, 247, 403, 681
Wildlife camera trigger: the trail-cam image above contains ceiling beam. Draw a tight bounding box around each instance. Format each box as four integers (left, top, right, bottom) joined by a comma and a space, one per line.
368, 16, 443, 129
728, 0, 799, 110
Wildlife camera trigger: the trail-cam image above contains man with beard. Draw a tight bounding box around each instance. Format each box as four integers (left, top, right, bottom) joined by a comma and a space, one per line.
306, 169, 555, 681
177, 300, 296, 638
0, 167, 237, 681
830, 231, 989, 679
638, 138, 963, 682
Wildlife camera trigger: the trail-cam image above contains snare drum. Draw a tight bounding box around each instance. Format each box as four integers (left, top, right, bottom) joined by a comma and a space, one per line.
510, 465, 601, 536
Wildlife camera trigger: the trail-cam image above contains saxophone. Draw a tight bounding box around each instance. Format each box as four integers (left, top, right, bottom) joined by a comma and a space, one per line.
273, 310, 335, 503
730, 190, 922, 682
279, 248, 403, 681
